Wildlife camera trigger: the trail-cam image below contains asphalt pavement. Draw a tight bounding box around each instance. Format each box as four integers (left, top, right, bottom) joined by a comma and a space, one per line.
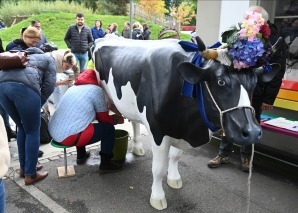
4, 112, 298, 213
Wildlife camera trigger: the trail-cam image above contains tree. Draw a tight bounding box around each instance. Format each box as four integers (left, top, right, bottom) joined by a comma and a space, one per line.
170, 1, 196, 25
138, 0, 168, 19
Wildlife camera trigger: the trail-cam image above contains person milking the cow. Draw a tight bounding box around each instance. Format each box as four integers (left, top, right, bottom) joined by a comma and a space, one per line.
204, 6, 286, 172
48, 68, 125, 173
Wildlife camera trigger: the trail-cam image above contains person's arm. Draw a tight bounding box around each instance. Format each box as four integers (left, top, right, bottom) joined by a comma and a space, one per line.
64, 27, 71, 48
87, 29, 94, 48
94, 88, 124, 124
40, 56, 56, 105
262, 69, 285, 106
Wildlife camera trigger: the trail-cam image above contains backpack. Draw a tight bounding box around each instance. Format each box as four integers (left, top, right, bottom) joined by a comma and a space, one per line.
136, 31, 144, 40
132, 29, 144, 40
40, 108, 52, 144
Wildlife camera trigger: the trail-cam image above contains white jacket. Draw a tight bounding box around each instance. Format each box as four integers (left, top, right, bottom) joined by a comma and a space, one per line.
0, 116, 10, 178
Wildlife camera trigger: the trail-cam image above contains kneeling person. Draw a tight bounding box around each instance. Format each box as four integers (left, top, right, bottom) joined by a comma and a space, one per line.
48, 69, 124, 173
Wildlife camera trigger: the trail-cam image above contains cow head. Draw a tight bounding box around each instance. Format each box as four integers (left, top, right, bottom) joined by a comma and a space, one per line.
178, 36, 280, 145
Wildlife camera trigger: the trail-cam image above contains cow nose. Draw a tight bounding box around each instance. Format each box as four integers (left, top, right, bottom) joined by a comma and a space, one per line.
241, 125, 262, 144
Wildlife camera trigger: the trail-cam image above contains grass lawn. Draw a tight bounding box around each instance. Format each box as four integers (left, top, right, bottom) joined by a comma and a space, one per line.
0, 12, 191, 49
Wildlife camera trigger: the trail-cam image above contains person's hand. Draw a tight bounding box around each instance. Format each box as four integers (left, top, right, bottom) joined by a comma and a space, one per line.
110, 114, 124, 125
56, 78, 73, 86
261, 103, 273, 111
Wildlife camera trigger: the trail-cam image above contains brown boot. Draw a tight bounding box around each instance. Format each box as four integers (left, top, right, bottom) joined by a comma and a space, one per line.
24, 171, 48, 185
19, 163, 43, 178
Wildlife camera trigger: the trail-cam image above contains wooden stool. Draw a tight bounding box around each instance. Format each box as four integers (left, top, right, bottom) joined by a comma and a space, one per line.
50, 139, 75, 178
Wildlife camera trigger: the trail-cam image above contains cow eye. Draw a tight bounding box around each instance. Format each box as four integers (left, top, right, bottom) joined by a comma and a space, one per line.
218, 79, 225, 86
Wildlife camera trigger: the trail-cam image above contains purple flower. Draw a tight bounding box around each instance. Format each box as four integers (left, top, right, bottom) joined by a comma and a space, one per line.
228, 37, 264, 69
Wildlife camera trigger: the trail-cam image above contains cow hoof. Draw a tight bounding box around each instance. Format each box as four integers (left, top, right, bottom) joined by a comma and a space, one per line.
150, 197, 167, 210
132, 147, 145, 156
167, 178, 182, 189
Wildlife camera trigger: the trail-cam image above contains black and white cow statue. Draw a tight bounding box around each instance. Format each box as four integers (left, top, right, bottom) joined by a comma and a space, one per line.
92, 35, 279, 210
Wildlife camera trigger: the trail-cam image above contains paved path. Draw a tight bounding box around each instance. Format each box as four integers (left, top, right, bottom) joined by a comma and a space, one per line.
4, 103, 298, 213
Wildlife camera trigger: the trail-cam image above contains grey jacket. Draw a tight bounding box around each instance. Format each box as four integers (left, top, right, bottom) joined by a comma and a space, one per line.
0, 47, 56, 105
64, 24, 94, 53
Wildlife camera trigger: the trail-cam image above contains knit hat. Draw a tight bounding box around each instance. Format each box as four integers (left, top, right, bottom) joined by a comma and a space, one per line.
74, 69, 100, 86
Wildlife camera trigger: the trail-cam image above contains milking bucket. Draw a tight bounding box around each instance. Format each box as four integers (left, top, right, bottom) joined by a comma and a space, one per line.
112, 129, 129, 161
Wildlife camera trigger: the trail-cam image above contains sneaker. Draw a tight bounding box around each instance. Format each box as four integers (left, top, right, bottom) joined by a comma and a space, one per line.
241, 156, 252, 173
208, 155, 229, 168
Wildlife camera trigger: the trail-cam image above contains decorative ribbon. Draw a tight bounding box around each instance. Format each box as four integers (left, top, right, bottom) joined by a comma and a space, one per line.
178, 40, 221, 132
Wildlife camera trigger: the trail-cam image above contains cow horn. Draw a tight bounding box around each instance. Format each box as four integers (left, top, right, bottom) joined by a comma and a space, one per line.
194, 36, 218, 60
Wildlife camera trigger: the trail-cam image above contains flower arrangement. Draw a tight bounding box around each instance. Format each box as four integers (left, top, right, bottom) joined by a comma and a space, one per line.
221, 11, 272, 70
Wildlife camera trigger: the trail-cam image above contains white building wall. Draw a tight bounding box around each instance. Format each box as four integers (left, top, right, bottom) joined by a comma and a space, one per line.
196, 0, 251, 45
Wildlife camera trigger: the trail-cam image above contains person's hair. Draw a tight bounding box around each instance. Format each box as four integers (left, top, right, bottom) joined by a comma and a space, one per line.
31, 20, 40, 26
63, 49, 77, 66
247, 6, 269, 22
132, 22, 139, 29
76, 12, 84, 18
95, 20, 102, 27
111, 23, 118, 31
23, 27, 41, 39
20, 27, 27, 35
143, 23, 149, 31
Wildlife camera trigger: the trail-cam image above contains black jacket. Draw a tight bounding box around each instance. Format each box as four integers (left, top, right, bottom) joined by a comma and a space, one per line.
6, 39, 29, 51
0, 38, 4, 53
64, 24, 93, 53
253, 22, 287, 106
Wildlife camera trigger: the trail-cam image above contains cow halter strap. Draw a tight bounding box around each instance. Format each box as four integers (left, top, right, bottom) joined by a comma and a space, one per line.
203, 81, 255, 134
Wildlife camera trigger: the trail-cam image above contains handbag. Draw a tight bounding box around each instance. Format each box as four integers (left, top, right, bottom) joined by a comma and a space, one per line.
0, 50, 29, 70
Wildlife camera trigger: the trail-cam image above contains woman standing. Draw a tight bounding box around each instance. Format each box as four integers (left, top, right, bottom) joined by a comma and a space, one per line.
0, 28, 56, 185
142, 23, 151, 40
45, 49, 78, 109
91, 20, 104, 40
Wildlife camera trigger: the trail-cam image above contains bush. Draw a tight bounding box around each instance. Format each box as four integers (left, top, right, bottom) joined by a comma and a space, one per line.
0, 1, 92, 27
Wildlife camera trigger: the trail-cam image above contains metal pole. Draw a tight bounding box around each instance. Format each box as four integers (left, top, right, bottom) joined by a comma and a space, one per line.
129, 0, 133, 39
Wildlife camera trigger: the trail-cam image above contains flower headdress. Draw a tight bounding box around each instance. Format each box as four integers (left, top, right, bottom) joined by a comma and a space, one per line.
221, 11, 272, 70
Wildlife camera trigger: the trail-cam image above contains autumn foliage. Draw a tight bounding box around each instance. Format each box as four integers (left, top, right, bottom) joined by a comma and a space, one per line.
170, 2, 196, 25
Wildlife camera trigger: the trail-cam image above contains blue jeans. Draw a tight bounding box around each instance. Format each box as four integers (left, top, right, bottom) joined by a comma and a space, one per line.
219, 136, 252, 158
89, 123, 115, 155
0, 82, 40, 176
73, 52, 88, 72
0, 179, 5, 213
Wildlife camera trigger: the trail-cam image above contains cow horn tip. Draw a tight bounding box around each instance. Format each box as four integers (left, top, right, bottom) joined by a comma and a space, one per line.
195, 36, 206, 51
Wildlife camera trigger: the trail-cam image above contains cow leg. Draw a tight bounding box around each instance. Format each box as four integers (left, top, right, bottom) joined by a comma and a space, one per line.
167, 146, 183, 189
150, 136, 171, 210
131, 121, 145, 156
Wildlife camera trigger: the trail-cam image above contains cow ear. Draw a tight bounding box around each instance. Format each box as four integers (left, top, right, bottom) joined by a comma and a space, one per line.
255, 63, 281, 83
177, 62, 203, 84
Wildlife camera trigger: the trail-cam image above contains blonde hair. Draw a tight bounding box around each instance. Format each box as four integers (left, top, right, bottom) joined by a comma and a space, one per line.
247, 6, 269, 22
22, 26, 41, 39
63, 49, 76, 66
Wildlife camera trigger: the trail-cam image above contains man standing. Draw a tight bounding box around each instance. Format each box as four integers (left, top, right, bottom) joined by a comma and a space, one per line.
31, 20, 48, 48
64, 12, 93, 72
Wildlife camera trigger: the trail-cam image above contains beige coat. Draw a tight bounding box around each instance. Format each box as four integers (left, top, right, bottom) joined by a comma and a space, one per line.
0, 116, 10, 178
